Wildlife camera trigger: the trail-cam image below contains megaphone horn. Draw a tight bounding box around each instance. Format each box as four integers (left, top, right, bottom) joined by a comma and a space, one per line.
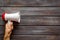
2, 12, 20, 23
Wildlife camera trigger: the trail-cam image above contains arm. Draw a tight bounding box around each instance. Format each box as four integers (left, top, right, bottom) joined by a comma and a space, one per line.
4, 22, 13, 40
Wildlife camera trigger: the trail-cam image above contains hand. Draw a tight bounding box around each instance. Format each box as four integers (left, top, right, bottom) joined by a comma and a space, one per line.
4, 21, 13, 40
5, 21, 13, 34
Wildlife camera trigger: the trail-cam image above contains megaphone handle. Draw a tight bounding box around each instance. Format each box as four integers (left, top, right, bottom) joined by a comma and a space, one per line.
8, 20, 11, 24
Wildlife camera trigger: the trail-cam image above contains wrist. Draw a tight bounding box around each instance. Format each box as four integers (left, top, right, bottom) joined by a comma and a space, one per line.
4, 36, 10, 40
4, 32, 11, 40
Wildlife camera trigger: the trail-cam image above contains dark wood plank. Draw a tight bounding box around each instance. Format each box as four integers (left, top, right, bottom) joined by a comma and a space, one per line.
12, 26, 60, 35
0, 35, 4, 40
0, 38, 3, 40
0, 26, 4, 35
1, 0, 60, 6
20, 16, 60, 26
1, 16, 60, 25
11, 35, 60, 40
1, 7, 60, 16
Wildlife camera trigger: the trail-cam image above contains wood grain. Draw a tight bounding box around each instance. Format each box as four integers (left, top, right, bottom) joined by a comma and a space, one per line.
1, 25, 60, 35
11, 35, 60, 40
0, 35, 4, 40
1, 16, 60, 26
0, 0, 60, 6
12, 26, 60, 35
1, 7, 60, 16
0, 26, 4, 35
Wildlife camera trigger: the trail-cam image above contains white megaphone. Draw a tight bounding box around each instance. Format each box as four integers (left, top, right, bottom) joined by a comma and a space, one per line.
2, 12, 20, 23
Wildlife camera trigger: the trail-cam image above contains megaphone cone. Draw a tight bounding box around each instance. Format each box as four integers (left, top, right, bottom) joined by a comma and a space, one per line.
2, 12, 20, 23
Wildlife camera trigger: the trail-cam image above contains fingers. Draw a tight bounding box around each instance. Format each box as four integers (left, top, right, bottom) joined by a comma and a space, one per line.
5, 21, 13, 33
6, 21, 13, 29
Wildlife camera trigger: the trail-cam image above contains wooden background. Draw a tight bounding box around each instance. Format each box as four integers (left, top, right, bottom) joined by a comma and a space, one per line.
0, 0, 60, 40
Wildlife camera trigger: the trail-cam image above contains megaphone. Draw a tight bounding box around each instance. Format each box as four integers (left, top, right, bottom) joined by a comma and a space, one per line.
2, 12, 20, 23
